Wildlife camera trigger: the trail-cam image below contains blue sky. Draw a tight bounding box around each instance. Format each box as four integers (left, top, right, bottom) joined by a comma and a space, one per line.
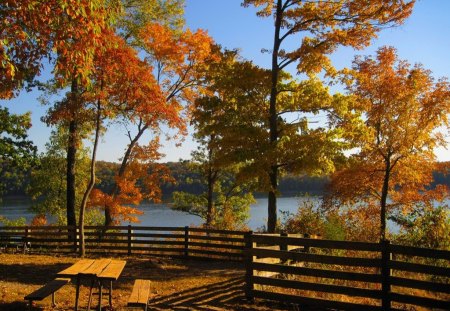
2, 0, 450, 162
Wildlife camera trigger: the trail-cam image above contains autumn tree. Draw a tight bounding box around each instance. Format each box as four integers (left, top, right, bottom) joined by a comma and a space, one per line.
0, 107, 37, 198
243, 0, 415, 232
93, 20, 216, 227
325, 47, 450, 241
2, 0, 120, 227
171, 50, 266, 229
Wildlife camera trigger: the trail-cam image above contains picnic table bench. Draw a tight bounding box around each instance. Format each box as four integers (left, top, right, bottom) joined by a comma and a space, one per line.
127, 279, 151, 311
24, 278, 70, 309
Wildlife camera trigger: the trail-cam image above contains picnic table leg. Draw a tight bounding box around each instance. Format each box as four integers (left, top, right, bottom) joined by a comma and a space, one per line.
98, 280, 103, 311
74, 277, 81, 311
108, 280, 112, 309
87, 278, 95, 311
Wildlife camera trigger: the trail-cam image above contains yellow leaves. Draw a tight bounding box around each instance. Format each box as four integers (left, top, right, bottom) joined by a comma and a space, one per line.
242, 0, 273, 17
245, 0, 414, 76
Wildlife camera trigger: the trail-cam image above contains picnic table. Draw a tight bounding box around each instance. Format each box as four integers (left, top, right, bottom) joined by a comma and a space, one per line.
57, 258, 126, 311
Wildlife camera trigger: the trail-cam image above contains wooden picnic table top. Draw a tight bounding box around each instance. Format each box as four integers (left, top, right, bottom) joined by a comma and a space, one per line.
57, 259, 126, 281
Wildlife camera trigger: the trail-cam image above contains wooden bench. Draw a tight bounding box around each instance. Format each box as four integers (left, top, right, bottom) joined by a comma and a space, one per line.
24, 278, 70, 309
127, 279, 151, 311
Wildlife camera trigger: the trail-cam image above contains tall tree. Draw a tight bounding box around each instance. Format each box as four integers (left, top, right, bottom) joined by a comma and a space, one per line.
243, 0, 415, 232
2, 0, 119, 226
97, 21, 216, 226
325, 47, 450, 241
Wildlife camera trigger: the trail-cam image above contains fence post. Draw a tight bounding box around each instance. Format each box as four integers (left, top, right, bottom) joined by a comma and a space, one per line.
280, 232, 288, 251
24, 226, 29, 254
280, 232, 288, 264
381, 239, 391, 310
244, 231, 254, 301
303, 233, 310, 253
128, 225, 132, 256
75, 227, 80, 254
184, 226, 189, 258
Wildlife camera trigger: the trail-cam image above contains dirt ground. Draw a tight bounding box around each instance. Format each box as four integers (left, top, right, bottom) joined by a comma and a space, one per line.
0, 253, 303, 311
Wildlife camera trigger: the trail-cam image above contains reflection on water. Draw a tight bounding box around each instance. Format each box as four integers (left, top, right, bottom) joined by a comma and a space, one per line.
0, 196, 318, 230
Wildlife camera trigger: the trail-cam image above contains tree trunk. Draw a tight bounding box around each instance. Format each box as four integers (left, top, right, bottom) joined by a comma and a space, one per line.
79, 99, 102, 256
380, 157, 391, 241
66, 79, 79, 228
266, 0, 283, 233
206, 169, 214, 228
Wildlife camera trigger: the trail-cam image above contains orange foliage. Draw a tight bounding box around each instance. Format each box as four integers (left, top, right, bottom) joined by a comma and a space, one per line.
139, 22, 218, 106
88, 139, 174, 224
1, 0, 116, 99
31, 215, 47, 226
325, 47, 450, 240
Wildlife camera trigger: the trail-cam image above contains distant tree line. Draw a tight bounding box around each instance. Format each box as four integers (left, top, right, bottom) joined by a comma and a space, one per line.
3, 160, 449, 201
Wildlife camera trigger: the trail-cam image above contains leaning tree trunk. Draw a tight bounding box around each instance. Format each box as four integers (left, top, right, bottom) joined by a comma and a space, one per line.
79, 99, 102, 256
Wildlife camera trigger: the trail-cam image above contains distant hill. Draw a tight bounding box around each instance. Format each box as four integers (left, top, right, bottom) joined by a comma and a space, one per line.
3, 161, 449, 201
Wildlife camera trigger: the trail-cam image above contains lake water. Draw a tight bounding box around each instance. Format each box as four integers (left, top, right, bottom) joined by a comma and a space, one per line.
0, 196, 315, 230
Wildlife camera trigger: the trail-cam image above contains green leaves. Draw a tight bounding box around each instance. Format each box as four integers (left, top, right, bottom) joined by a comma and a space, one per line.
0, 107, 38, 198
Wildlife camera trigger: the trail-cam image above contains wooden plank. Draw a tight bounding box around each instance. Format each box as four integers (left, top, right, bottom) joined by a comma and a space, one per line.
251, 290, 382, 310
251, 235, 381, 252
57, 259, 95, 277
252, 262, 382, 283
391, 276, 450, 293
128, 279, 151, 306
252, 276, 382, 299
85, 239, 185, 246
188, 227, 246, 235
251, 248, 381, 267
390, 260, 450, 277
98, 260, 126, 280
85, 239, 128, 245
80, 258, 112, 276
187, 248, 243, 257
390, 292, 450, 309
188, 242, 244, 250
24, 278, 70, 301
1, 226, 75, 231
84, 225, 185, 231
27, 238, 72, 243
85, 245, 185, 252
86, 233, 186, 239
187, 235, 244, 243
390, 244, 450, 260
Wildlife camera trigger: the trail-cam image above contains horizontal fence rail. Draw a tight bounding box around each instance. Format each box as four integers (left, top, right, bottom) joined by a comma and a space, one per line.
245, 233, 450, 310
0, 225, 246, 261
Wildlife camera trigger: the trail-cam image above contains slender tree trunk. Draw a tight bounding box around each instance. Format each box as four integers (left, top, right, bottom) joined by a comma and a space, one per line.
66, 79, 79, 228
79, 99, 102, 256
380, 157, 391, 241
206, 168, 215, 228
266, 0, 283, 233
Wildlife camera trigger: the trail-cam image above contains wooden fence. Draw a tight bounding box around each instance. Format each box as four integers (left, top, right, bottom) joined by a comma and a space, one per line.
1, 226, 449, 309
245, 233, 450, 310
0, 225, 246, 261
